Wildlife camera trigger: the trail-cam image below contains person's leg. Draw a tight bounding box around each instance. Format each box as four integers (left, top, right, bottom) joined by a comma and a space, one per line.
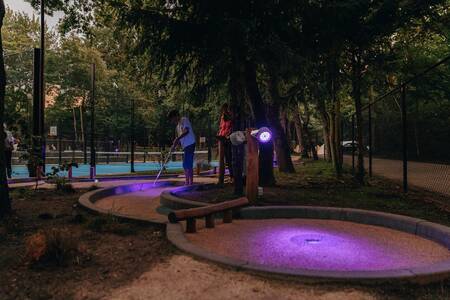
186, 144, 195, 185
184, 169, 189, 185
224, 140, 233, 180
182, 147, 188, 185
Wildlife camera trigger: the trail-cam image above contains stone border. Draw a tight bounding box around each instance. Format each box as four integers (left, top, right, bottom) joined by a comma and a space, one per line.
78, 181, 176, 224
167, 206, 450, 283
160, 184, 216, 210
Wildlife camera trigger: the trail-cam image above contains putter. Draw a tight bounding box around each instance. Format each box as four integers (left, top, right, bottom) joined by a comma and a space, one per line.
153, 148, 174, 185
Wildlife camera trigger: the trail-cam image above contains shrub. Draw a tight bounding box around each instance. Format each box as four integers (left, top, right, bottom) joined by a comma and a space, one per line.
25, 228, 79, 267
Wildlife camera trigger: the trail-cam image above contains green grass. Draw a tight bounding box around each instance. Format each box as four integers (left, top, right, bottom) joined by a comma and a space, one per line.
269, 160, 450, 226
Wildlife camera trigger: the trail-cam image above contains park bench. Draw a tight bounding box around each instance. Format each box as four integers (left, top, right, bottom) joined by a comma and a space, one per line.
168, 197, 249, 233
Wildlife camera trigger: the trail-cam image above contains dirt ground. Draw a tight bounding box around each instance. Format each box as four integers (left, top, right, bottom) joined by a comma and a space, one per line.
0, 188, 174, 300
1, 167, 450, 300
106, 255, 376, 300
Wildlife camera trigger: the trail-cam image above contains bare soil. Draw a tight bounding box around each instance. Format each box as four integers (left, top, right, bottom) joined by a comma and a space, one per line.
0, 188, 174, 300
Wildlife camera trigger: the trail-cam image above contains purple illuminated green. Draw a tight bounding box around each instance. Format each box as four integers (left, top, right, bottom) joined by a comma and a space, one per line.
187, 219, 450, 272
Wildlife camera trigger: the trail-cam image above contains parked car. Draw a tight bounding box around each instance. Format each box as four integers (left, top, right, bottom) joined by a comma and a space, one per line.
341, 141, 369, 153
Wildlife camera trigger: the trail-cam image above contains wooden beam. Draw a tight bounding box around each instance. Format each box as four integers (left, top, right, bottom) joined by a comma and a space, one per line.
168, 197, 249, 223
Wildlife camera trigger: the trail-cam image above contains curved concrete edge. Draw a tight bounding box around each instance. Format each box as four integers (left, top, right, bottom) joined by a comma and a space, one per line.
238, 206, 450, 249
160, 184, 216, 210
167, 206, 450, 283
78, 181, 176, 225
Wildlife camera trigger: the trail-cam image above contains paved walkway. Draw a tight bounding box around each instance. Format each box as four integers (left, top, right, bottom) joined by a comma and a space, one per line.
344, 156, 450, 196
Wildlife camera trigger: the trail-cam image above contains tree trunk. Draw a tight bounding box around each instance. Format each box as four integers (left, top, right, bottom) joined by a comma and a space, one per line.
352, 50, 365, 183
267, 102, 296, 173
316, 95, 331, 161
280, 109, 291, 150
0, 0, 11, 218
292, 106, 304, 154
229, 50, 246, 195
243, 60, 276, 185
302, 100, 318, 160
265, 73, 295, 173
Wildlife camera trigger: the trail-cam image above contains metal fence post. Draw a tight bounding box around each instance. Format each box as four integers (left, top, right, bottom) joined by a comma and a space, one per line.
351, 115, 355, 174
130, 97, 135, 173
40, 0, 46, 173
90, 63, 96, 179
368, 103, 373, 177
401, 85, 408, 193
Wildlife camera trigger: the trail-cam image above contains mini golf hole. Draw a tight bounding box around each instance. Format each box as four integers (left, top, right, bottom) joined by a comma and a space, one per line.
290, 235, 323, 246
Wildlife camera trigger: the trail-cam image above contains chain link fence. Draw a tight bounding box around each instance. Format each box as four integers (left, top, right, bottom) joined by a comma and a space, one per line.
348, 56, 450, 197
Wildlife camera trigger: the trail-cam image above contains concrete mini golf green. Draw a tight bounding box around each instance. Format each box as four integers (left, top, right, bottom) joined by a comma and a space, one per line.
167, 206, 450, 282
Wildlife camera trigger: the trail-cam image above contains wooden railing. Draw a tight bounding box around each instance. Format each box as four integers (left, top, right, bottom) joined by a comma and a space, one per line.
168, 197, 249, 233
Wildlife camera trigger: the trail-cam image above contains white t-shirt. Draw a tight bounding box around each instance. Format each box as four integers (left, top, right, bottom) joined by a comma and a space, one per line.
176, 117, 196, 149
4, 130, 15, 150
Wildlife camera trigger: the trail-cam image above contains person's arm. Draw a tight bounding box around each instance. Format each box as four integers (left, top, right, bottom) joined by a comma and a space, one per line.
172, 119, 190, 149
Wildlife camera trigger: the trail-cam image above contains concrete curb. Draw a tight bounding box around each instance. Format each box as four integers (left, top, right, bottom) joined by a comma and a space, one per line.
78, 181, 176, 224
167, 206, 450, 283
160, 184, 216, 210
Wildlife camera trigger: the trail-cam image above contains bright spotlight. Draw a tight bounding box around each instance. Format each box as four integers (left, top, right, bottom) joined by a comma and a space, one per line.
251, 127, 273, 143
229, 127, 273, 145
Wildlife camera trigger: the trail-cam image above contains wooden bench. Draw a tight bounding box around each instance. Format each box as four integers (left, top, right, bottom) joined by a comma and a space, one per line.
168, 197, 249, 233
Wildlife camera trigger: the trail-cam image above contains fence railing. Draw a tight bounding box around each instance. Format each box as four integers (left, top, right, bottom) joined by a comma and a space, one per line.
347, 55, 450, 196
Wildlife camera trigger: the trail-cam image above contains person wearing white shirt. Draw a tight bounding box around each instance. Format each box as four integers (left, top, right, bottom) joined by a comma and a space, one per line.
169, 110, 196, 185
3, 124, 15, 179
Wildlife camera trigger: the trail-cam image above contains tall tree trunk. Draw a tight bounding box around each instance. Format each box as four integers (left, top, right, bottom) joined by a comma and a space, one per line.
302, 101, 318, 160
266, 102, 296, 173
292, 106, 304, 155
243, 60, 276, 185
316, 95, 331, 161
329, 75, 342, 176
0, 0, 11, 218
229, 49, 246, 195
280, 109, 291, 150
352, 50, 365, 183
266, 73, 295, 173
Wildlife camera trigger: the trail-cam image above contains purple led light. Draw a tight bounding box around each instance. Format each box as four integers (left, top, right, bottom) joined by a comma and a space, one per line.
258, 131, 272, 143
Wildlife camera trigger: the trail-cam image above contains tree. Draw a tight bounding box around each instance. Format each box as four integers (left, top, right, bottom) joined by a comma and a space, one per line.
0, 0, 11, 218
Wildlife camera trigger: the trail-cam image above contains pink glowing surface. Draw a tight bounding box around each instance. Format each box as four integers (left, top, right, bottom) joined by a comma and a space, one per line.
187, 219, 450, 271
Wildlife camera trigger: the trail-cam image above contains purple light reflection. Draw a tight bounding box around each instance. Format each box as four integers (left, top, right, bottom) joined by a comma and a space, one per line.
187, 220, 450, 272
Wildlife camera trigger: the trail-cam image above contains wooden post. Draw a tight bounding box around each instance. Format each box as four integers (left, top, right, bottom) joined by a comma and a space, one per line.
223, 210, 233, 223
218, 139, 225, 185
205, 215, 215, 228
186, 218, 197, 233
246, 129, 259, 203
196, 162, 201, 176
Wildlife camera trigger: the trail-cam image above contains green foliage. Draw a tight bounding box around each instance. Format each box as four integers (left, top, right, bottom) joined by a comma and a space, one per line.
46, 162, 78, 192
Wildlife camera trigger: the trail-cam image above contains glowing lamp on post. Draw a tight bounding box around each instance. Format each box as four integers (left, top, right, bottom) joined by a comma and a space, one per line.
229, 127, 273, 203
251, 127, 272, 143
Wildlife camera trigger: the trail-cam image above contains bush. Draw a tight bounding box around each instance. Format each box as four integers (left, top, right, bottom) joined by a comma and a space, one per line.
25, 228, 80, 267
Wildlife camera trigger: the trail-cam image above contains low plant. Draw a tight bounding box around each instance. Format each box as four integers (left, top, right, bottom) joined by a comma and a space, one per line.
47, 162, 78, 193
85, 215, 136, 236
25, 228, 80, 267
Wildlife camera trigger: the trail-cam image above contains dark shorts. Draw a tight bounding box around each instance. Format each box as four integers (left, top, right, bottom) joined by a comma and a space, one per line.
183, 143, 196, 170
